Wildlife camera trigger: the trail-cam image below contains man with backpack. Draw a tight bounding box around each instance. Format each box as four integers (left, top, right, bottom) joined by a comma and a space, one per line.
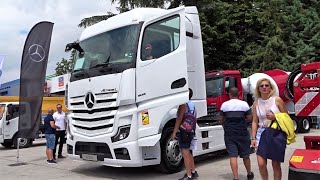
219, 87, 254, 180
172, 88, 199, 180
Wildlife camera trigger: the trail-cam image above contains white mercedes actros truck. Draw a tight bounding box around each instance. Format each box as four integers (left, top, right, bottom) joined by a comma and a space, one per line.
66, 6, 225, 173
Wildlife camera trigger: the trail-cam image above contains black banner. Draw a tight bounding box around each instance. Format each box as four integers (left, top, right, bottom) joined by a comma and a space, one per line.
18, 21, 54, 139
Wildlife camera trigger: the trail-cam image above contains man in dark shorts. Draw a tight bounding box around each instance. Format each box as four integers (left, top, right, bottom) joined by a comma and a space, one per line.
172, 88, 199, 180
220, 87, 254, 180
44, 109, 60, 164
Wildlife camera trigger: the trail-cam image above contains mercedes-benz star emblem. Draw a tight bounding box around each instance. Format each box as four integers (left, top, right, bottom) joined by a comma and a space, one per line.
85, 92, 95, 109
28, 44, 46, 62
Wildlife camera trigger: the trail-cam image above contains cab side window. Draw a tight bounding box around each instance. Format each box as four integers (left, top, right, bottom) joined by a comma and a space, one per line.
6, 105, 20, 121
141, 15, 180, 61
225, 77, 238, 94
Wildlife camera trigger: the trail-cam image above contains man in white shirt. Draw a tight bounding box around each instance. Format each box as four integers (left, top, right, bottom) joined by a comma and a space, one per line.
220, 87, 254, 180
53, 104, 67, 159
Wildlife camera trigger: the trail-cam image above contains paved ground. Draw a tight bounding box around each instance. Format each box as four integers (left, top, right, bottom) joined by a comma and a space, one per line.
0, 129, 319, 180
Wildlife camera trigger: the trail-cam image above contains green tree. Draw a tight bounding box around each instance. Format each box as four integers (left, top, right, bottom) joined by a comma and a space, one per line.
55, 49, 76, 75
78, 0, 170, 28
282, 0, 320, 71
240, 0, 288, 76
72, 0, 320, 78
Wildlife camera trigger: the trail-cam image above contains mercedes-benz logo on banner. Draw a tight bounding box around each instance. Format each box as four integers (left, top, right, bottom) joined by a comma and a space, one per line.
28, 44, 46, 62
85, 92, 95, 109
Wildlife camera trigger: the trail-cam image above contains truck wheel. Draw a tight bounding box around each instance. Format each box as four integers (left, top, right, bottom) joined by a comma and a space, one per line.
157, 126, 183, 174
297, 117, 310, 133
13, 136, 32, 148
1, 142, 13, 148
292, 118, 298, 133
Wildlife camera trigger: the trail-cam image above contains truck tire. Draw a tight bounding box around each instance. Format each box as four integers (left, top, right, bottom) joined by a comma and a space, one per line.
13, 136, 32, 148
157, 126, 183, 174
291, 116, 298, 133
1, 142, 13, 148
297, 117, 310, 133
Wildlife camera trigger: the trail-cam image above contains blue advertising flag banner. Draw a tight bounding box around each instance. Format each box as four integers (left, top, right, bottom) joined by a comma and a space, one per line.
0, 55, 4, 88
18, 22, 54, 139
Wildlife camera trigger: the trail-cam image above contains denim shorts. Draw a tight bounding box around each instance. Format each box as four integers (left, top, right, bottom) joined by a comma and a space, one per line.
45, 134, 56, 149
224, 135, 251, 158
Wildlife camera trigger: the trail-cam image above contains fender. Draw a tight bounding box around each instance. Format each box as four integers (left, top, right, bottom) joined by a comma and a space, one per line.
159, 107, 178, 133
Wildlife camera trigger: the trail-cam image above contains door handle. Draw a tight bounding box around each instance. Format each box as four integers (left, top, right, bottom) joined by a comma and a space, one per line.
171, 78, 186, 89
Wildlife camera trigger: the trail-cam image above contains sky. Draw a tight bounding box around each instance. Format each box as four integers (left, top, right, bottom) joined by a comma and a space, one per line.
0, 0, 118, 84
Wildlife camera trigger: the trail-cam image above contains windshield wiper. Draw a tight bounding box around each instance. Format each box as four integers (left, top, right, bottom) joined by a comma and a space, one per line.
90, 54, 112, 69
72, 68, 89, 78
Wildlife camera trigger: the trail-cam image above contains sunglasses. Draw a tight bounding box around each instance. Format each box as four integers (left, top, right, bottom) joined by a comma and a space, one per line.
259, 84, 270, 88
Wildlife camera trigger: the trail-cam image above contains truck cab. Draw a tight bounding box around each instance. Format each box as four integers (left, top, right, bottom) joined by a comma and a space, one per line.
66, 6, 225, 173
0, 102, 32, 148
200, 70, 243, 122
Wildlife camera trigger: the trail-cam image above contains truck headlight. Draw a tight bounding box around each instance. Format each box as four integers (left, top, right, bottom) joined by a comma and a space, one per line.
111, 125, 131, 142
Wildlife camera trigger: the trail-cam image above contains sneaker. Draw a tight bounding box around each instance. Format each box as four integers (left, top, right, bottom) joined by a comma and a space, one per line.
247, 172, 254, 179
178, 174, 193, 180
58, 155, 66, 158
47, 160, 57, 164
192, 171, 199, 179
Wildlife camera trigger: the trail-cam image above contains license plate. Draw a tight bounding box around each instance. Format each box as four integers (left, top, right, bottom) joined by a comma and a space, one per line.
82, 154, 98, 161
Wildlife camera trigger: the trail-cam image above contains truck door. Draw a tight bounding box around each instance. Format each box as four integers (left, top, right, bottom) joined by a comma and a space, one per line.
136, 7, 188, 102
3, 104, 20, 140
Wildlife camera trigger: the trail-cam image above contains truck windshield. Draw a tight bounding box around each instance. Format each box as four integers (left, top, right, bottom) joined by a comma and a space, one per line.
0, 104, 5, 119
72, 25, 139, 79
206, 77, 223, 98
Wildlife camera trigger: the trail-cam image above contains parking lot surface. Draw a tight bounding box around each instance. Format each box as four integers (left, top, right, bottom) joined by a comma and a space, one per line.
1, 129, 319, 180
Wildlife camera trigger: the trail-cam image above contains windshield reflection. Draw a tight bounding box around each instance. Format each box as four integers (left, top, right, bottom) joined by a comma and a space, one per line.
73, 25, 139, 72
206, 77, 223, 97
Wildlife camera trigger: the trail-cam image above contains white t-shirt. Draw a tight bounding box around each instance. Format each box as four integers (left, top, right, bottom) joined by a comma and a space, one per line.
53, 111, 67, 131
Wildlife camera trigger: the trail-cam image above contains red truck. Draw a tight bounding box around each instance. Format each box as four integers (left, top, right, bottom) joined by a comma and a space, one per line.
201, 62, 320, 133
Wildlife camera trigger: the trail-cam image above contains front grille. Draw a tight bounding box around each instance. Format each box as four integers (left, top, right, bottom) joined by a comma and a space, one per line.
73, 115, 114, 122
207, 104, 217, 113
69, 92, 118, 136
75, 142, 112, 161
74, 124, 113, 130
198, 105, 219, 121
73, 107, 118, 114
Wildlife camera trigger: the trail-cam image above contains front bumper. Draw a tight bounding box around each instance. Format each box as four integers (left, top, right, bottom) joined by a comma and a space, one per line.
67, 133, 161, 167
